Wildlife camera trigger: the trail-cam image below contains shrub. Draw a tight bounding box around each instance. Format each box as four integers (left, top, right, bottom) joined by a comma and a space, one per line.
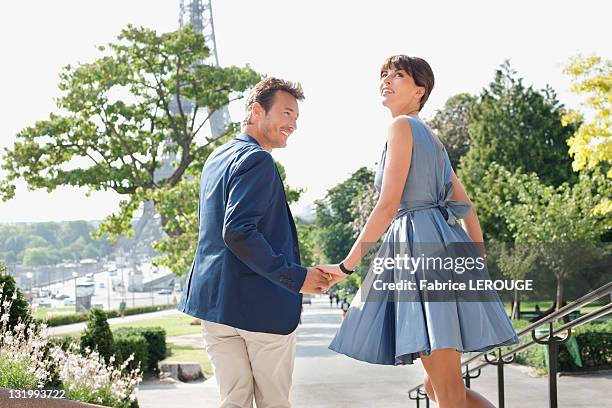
0, 354, 42, 389
41, 303, 174, 327
49, 343, 141, 408
122, 304, 177, 317
44, 312, 90, 327
113, 327, 166, 373
0, 266, 32, 330
80, 308, 114, 363
43, 336, 77, 389
113, 334, 149, 374
0, 283, 50, 389
509, 318, 612, 373
0, 284, 142, 407
559, 320, 612, 371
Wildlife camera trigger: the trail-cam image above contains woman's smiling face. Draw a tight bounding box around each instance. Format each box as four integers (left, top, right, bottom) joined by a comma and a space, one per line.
379, 66, 424, 112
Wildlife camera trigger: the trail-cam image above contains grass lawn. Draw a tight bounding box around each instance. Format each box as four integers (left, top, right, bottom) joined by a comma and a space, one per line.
33, 307, 75, 320
163, 344, 213, 376
111, 313, 201, 337
53, 311, 202, 338
502, 300, 607, 317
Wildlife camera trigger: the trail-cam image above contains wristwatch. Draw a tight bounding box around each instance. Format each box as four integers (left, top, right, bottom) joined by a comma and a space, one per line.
339, 262, 355, 275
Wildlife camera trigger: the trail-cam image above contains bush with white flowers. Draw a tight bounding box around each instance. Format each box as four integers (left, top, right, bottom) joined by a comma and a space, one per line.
49, 344, 141, 407
0, 281, 142, 408
0, 284, 50, 389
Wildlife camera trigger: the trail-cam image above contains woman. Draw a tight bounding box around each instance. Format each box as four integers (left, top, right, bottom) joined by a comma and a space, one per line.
319, 55, 519, 408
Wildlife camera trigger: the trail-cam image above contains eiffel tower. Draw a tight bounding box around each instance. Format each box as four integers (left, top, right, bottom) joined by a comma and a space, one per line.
118, 0, 230, 290
177, 0, 231, 135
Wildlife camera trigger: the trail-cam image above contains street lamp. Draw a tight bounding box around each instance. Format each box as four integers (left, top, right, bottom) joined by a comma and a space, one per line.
72, 271, 78, 312
25, 272, 33, 304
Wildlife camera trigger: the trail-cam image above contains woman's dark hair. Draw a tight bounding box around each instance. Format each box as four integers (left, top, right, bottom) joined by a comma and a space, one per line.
380, 55, 434, 111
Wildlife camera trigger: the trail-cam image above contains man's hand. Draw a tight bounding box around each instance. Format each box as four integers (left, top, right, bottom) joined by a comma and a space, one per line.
300, 267, 333, 294
316, 264, 348, 287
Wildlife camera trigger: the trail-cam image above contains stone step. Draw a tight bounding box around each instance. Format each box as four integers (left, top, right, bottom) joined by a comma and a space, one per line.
158, 362, 205, 382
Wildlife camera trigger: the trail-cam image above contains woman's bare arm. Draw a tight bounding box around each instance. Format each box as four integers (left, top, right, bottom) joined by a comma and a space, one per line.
341, 117, 414, 270
448, 168, 486, 258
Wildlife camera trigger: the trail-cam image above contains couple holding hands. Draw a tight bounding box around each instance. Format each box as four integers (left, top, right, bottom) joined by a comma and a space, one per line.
179, 55, 519, 408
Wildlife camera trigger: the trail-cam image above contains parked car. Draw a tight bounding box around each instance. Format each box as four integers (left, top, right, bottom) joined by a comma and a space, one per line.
63, 298, 76, 307
37, 299, 53, 308
157, 288, 172, 295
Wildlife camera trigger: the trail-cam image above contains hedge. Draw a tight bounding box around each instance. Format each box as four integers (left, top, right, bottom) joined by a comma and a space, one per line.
113, 327, 167, 374
39, 303, 177, 327
558, 320, 612, 371
113, 334, 149, 374
508, 319, 612, 373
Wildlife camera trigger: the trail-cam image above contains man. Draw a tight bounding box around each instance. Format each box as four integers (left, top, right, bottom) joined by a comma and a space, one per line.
179, 78, 332, 408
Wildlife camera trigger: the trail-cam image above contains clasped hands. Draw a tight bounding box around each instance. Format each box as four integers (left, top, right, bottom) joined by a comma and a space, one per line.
299, 264, 349, 295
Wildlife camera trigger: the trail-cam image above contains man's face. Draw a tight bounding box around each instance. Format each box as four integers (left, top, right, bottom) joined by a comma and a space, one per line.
258, 90, 299, 150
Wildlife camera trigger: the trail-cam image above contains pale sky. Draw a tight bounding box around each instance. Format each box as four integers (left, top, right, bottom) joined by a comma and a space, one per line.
0, 0, 610, 223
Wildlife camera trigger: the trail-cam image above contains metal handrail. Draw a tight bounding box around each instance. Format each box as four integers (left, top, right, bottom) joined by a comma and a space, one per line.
408, 281, 612, 408
431, 303, 612, 377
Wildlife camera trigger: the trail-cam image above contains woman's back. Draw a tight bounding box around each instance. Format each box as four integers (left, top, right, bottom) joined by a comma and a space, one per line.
374, 115, 451, 205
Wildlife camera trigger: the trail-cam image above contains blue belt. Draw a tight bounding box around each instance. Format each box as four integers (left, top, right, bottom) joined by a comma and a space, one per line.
393, 198, 472, 226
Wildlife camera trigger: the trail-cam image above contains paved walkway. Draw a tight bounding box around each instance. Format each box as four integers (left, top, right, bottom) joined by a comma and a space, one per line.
137, 297, 610, 407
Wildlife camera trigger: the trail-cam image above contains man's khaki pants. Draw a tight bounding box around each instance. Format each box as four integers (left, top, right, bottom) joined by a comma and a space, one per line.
202, 320, 297, 408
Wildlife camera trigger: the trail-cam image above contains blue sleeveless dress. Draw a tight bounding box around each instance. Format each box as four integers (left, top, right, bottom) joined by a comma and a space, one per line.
328, 115, 519, 365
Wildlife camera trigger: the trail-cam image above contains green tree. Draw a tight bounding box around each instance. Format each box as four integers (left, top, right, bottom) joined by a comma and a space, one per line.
65, 237, 89, 261
22, 247, 60, 266
80, 308, 114, 364
347, 179, 382, 277
493, 241, 539, 319
0, 264, 32, 330
295, 222, 319, 267
3, 235, 27, 259
276, 162, 305, 204
0, 222, 111, 263
82, 244, 101, 259
59, 221, 95, 245
22, 236, 49, 250
427, 93, 476, 170
506, 171, 610, 315
349, 181, 378, 235
29, 222, 61, 249
455, 162, 535, 241
562, 54, 611, 214
314, 167, 375, 263
459, 61, 579, 240
0, 251, 17, 265
0, 25, 260, 271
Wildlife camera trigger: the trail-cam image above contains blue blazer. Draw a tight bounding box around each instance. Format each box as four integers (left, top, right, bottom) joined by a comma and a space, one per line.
178, 133, 307, 334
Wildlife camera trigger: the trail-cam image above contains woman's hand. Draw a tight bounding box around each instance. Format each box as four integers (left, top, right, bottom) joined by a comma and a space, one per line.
316, 264, 348, 286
